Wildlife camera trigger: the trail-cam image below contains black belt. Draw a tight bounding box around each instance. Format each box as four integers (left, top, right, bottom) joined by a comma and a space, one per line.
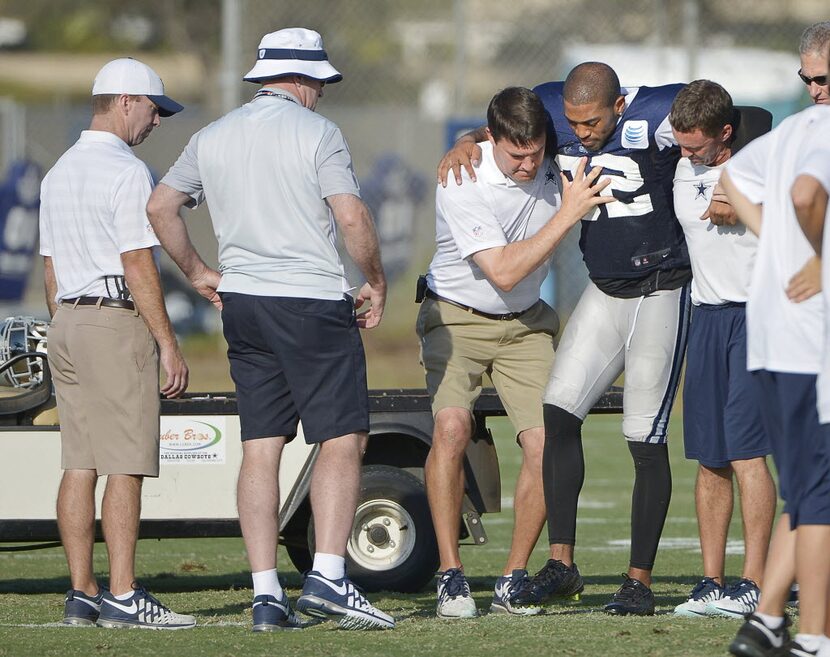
425, 288, 529, 321
61, 296, 135, 311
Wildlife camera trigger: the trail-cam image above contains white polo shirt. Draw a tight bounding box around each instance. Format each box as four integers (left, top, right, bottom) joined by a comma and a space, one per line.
725, 105, 829, 374
426, 140, 562, 314
39, 130, 159, 302
161, 91, 360, 300
795, 134, 830, 422
673, 157, 756, 305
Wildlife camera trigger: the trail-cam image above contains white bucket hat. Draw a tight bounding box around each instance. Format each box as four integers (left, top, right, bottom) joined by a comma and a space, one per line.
243, 27, 342, 84
92, 57, 183, 117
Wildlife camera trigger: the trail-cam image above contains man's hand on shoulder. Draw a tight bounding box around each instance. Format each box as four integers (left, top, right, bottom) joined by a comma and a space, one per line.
355, 281, 386, 329
438, 134, 483, 187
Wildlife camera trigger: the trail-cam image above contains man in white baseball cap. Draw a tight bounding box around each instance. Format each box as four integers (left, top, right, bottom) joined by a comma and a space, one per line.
40, 56, 193, 629
93, 57, 183, 117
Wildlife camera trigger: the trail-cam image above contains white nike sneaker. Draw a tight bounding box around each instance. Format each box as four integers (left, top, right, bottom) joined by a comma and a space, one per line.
707, 578, 760, 618
673, 577, 725, 617
97, 586, 196, 629
436, 568, 478, 618
295, 570, 395, 630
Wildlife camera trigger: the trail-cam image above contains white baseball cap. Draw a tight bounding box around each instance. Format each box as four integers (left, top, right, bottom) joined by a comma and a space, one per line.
92, 58, 183, 117
243, 28, 342, 84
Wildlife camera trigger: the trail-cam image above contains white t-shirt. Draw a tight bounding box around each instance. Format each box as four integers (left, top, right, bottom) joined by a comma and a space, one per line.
673, 157, 757, 305
795, 132, 830, 422
161, 91, 360, 300
725, 105, 829, 374
427, 141, 562, 314
39, 130, 159, 302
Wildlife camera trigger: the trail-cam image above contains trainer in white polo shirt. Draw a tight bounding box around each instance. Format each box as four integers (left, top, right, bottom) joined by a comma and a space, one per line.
721, 103, 830, 657
39, 57, 194, 630
418, 86, 612, 620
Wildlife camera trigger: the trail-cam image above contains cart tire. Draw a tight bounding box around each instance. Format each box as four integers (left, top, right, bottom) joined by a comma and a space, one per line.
346, 465, 438, 593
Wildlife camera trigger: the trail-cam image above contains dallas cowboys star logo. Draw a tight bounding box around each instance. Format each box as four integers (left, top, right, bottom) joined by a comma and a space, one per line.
545, 166, 557, 184
694, 181, 710, 199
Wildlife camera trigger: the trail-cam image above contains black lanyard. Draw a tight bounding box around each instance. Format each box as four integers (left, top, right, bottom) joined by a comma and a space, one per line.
253, 89, 299, 105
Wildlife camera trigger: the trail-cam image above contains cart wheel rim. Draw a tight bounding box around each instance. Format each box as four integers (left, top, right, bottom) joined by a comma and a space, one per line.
348, 498, 417, 572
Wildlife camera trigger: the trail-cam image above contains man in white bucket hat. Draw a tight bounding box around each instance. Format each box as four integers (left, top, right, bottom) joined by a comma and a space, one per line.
39, 57, 195, 629
147, 28, 393, 631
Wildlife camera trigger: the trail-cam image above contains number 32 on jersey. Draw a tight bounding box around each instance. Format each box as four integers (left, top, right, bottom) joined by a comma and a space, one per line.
558, 153, 654, 221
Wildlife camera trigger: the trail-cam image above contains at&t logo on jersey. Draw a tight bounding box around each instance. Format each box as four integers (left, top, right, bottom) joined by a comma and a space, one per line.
621, 120, 649, 149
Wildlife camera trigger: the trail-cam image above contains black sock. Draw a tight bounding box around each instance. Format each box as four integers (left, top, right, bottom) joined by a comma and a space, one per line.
628, 441, 672, 572
543, 404, 584, 546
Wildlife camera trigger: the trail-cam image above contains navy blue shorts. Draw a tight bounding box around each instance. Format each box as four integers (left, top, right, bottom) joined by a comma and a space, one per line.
683, 303, 769, 468
754, 370, 830, 528
220, 293, 370, 444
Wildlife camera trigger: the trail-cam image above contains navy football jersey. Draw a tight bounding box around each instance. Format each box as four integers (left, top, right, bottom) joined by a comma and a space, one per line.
533, 82, 690, 287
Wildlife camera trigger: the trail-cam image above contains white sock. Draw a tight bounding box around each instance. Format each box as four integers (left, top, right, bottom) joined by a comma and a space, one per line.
252, 569, 283, 599
795, 633, 823, 652
312, 553, 346, 580
754, 611, 784, 629
113, 590, 134, 601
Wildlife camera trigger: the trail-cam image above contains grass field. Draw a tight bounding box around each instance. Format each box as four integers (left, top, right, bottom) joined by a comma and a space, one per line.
0, 413, 781, 657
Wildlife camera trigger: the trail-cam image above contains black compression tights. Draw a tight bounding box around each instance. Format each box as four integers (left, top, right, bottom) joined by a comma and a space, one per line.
628, 441, 672, 571
543, 404, 673, 571
542, 404, 583, 545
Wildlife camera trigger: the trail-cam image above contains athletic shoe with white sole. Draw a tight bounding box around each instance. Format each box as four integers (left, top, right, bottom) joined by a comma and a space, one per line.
490, 569, 542, 616
509, 559, 584, 607
708, 578, 760, 618
729, 612, 791, 657
63, 587, 105, 626
604, 575, 655, 616
296, 571, 395, 630
673, 577, 725, 617
779, 638, 825, 657
97, 586, 196, 630
252, 592, 303, 632
435, 568, 478, 618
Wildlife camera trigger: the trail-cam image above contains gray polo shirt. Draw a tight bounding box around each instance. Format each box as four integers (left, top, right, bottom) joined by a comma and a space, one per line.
161, 91, 360, 299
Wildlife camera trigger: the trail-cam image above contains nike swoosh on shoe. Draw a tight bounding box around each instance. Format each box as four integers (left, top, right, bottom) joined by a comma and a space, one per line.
103, 599, 138, 614
308, 575, 349, 596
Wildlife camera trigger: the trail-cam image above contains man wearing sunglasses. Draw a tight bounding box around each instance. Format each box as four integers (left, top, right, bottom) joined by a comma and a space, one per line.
799, 22, 830, 106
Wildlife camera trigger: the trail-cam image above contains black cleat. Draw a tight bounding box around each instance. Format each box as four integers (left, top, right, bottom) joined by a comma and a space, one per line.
509, 559, 584, 607
603, 574, 655, 616
728, 612, 791, 657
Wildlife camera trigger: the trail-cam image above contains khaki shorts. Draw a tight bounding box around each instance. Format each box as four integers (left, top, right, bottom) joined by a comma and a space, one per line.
416, 298, 558, 435
48, 303, 160, 476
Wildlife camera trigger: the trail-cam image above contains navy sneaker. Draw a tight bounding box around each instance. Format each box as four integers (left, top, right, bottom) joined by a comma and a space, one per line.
509, 559, 584, 607
491, 569, 541, 616
63, 588, 105, 626
97, 585, 196, 630
252, 592, 303, 632
604, 575, 655, 616
729, 612, 791, 657
296, 571, 394, 630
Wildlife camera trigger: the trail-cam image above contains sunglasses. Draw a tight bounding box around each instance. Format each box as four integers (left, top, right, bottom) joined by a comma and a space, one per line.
798, 69, 828, 86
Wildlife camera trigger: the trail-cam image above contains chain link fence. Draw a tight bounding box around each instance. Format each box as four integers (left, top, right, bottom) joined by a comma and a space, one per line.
6, 0, 827, 327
